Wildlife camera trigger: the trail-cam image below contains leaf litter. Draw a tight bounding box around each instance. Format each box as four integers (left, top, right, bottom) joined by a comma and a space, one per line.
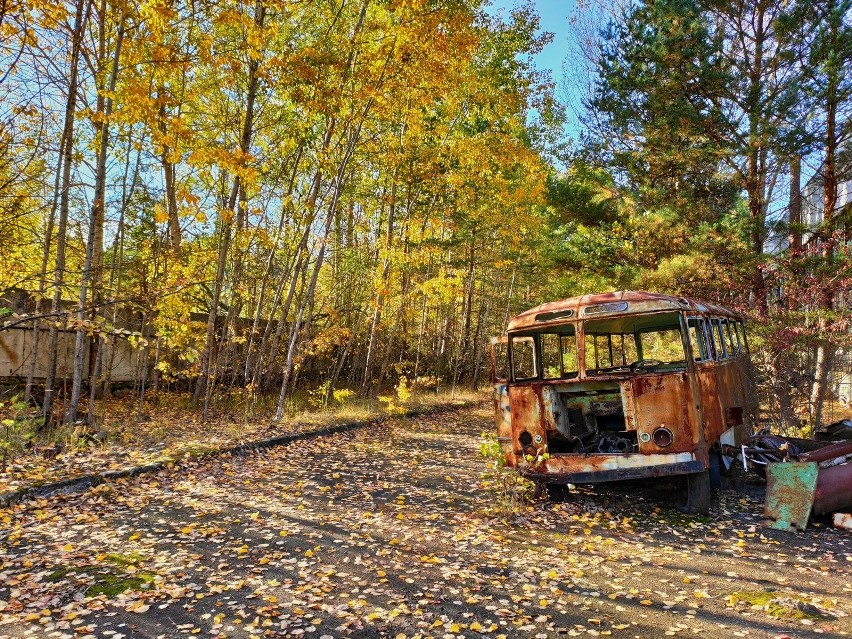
1, 404, 850, 638
0, 391, 476, 496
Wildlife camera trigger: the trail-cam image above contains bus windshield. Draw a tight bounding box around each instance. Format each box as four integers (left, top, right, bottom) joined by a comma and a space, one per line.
507, 312, 690, 381
583, 312, 686, 375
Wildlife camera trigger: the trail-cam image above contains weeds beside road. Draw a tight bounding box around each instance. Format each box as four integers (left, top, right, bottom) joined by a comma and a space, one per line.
1, 403, 850, 639
0, 388, 480, 497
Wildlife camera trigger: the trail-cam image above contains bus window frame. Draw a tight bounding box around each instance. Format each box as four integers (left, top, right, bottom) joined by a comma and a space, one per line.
509, 334, 538, 382
710, 318, 727, 359
506, 312, 748, 380
723, 319, 739, 357
541, 332, 563, 380
686, 316, 711, 363
736, 320, 750, 354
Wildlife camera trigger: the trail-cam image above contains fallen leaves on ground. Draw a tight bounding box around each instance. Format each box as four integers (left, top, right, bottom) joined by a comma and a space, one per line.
0, 404, 850, 639
0, 391, 476, 495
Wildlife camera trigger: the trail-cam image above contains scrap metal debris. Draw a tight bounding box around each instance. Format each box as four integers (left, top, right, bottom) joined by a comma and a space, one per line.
820, 418, 852, 441
753, 436, 852, 531
737, 433, 801, 475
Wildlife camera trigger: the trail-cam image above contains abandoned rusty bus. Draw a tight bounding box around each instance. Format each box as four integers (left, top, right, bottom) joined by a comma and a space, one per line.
491, 290, 758, 513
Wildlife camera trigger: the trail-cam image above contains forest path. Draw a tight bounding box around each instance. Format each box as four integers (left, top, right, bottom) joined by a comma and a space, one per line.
1, 403, 850, 638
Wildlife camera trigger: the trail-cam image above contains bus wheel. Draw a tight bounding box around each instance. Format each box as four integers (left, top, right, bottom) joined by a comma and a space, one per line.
709, 451, 723, 489
546, 483, 570, 503
683, 471, 712, 515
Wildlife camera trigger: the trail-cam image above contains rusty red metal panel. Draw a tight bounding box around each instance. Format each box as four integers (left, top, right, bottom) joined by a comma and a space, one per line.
813, 462, 852, 515
631, 372, 696, 455
507, 384, 544, 465
709, 360, 754, 446
800, 440, 852, 464
694, 366, 726, 444
493, 384, 515, 466
507, 290, 746, 333
619, 380, 637, 431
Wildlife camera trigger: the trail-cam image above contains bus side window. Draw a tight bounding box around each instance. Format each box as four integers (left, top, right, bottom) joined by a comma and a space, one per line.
728, 320, 742, 355
722, 319, 738, 357
687, 318, 710, 362
737, 321, 749, 353
711, 319, 727, 359
492, 341, 509, 382
511, 336, 537, 380
713, 319, 731, 359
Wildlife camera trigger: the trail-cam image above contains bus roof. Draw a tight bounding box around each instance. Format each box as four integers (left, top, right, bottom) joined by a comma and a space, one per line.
507, 290, 743, 332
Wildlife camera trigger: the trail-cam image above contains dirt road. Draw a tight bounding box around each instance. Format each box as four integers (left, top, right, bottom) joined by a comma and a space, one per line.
1, 404, 850, 638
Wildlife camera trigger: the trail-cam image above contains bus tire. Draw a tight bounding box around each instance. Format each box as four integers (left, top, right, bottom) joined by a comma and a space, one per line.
684, 471, 712, 515
709, 451, 723, 489
546, 483, 570, 503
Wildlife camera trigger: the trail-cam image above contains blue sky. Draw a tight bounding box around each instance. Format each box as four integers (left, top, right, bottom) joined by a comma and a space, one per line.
486, 0, 583, 139
508, 1, 576, 89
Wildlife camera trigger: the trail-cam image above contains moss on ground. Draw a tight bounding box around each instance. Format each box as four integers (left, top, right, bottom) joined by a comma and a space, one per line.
104, 552, 145, 566
729, 590, 833, 620
44, 553, 154, 598
45, 566, 70, 582
84, 571, 155, 597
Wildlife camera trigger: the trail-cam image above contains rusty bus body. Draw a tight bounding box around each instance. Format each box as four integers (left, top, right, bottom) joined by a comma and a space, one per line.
491, 291, 758, 513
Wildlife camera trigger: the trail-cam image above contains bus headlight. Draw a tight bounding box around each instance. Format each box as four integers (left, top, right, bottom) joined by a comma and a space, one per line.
652, 427, 674, 448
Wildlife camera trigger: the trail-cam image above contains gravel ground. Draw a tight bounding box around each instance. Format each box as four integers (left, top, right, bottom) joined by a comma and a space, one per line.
1, 403, 850, 639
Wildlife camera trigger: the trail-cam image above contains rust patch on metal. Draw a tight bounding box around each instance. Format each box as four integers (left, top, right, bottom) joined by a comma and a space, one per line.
508, 384, 545, 462
632, 374, 666, 398
507, 290, 741, 332
765, 462, 818, 531
527, 451, 702, 482
632, 373, 695, 455
813, 462, 852, 515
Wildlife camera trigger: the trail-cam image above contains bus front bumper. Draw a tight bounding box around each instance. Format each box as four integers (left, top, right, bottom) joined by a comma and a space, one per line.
521, 452, 705, 484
